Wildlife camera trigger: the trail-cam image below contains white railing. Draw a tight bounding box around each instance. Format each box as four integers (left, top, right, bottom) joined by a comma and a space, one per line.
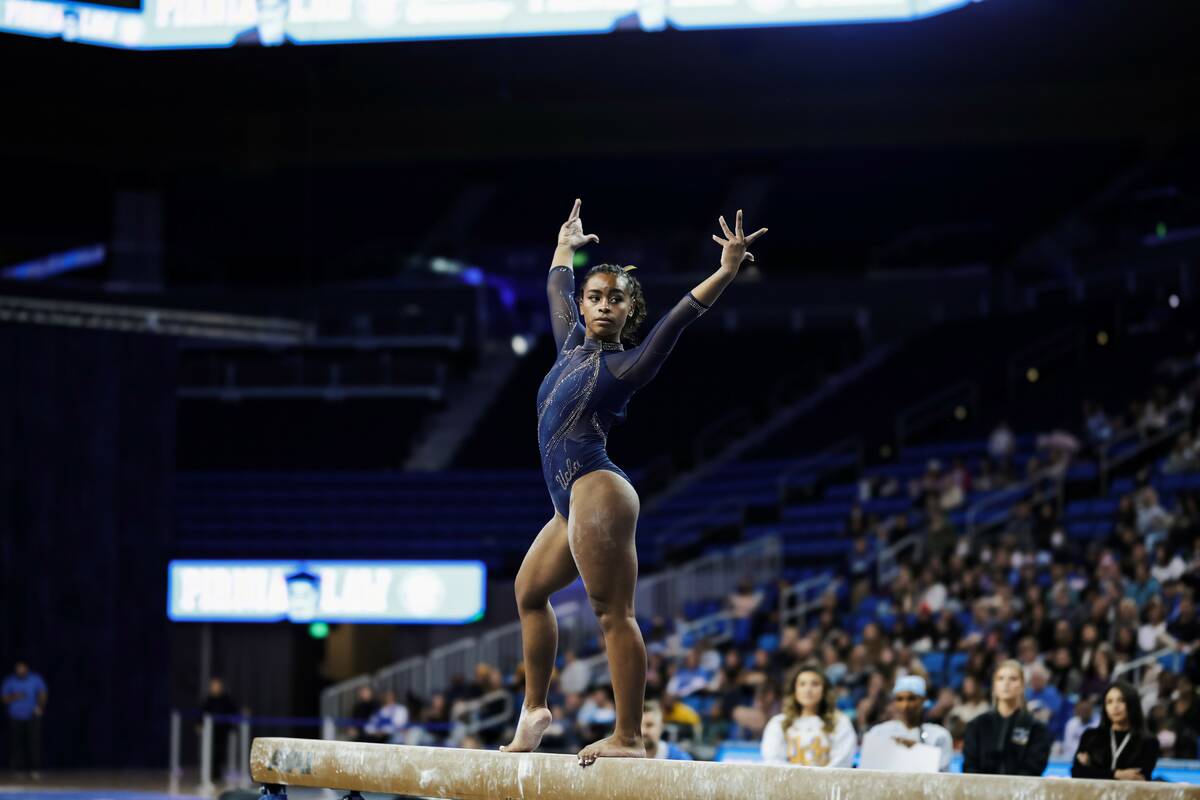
876, 531, 923, 587
1113, 645, 1189, 690
1100, 413, 1190, 492
320, 536, 781, 719
778, 572, 839, 632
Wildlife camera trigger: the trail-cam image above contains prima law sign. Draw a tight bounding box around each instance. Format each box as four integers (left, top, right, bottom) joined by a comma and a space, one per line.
167, 560, 486, 624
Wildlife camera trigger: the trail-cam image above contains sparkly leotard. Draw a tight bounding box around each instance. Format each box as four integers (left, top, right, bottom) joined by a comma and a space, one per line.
537, 265, 709, 517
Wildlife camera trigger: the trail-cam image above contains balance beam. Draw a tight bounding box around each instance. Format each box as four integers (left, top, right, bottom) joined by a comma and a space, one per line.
251, 737, 1200, 800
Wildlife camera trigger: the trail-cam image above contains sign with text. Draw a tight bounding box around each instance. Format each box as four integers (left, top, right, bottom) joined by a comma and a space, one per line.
1, 0, 979, 49
167, 559, 486, 624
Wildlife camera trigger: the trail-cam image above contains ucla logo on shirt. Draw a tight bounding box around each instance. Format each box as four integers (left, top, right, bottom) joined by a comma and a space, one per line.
787, 733, 831, 766
555, 459, 582, 490
1011, 727, 1031, 746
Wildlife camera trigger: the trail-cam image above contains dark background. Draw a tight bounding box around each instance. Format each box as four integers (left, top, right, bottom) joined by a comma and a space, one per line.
1, 0, 1199, 768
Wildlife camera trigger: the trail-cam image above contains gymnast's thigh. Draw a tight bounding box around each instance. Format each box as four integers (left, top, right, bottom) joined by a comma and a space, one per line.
514, 513, 578, 606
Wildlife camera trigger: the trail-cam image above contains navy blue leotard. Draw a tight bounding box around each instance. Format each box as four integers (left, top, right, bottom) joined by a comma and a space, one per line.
537, 265, 709, 518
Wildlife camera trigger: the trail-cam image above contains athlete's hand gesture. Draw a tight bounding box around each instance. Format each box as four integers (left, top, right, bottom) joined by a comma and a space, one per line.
712, 209, 767, 273
558, 198, 600, 251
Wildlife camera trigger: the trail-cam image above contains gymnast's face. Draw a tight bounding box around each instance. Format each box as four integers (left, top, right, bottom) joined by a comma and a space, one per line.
580, 273, 630, 342
793, 670, 824, 714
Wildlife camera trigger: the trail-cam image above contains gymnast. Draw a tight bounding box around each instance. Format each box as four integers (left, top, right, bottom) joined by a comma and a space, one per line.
500, 198, 766, 765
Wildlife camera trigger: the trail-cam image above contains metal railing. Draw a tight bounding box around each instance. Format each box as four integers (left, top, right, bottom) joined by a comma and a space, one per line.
778, 572, 839, 632
777, 437, 863, 500
876, 531, 924, 587
1113, 646, 1190, 695
895, 382, 978, 454
1099, 413, 1190, 493
320, 536, 781, 721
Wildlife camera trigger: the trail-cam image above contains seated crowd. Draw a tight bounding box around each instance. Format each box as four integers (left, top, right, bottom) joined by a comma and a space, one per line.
343, 403, 1200, 783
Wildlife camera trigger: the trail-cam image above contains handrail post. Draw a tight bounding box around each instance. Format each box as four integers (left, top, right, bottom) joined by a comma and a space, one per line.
169, 710, 181, 795
239, 717, 251, 787
199, 713, 214, 796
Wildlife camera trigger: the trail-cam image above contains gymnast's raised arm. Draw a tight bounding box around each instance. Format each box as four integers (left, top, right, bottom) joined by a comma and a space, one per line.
610, 209, 767, 388
547, 198, 600, 353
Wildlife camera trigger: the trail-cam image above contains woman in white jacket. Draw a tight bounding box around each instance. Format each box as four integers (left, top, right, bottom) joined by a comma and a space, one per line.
761, 663, 857, 768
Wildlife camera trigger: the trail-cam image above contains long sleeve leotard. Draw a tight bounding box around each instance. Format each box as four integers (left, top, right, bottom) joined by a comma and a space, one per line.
536, 265, 708, 517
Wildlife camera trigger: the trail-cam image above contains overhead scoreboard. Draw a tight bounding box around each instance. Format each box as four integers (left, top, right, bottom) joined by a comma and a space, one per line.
1, 0, 982, 49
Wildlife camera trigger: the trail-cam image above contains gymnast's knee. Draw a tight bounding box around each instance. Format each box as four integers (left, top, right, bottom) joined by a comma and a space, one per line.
589, 597, 635, 633
515, 579, 551, 614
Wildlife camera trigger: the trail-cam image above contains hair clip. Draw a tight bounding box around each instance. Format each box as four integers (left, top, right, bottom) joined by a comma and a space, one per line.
623, 265, 637, 272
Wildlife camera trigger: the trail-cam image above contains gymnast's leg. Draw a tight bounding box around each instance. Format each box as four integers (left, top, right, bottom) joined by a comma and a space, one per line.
501, 513, 578, 752
569, 470, 647, 765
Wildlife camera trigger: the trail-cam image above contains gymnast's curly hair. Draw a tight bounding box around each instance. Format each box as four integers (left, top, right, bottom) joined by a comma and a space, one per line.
580, 263, 647, 344
779, 663, 839, 735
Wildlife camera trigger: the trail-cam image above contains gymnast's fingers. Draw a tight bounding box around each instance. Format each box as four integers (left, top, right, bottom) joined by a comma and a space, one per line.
569, 198, 581, 221
746, 252, 755, 262
746, 227, 768, 244
712, 234, 729, 246
735, 209, 743, 238
718, 215, 734, 239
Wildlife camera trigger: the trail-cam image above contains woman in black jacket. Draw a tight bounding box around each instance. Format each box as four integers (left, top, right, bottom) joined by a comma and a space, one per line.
963, 660, 1052, 776
1071, 680, 1160, 781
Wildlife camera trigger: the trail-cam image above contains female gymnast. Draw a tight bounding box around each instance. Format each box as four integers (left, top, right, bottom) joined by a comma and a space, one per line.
500, 198, 766, 765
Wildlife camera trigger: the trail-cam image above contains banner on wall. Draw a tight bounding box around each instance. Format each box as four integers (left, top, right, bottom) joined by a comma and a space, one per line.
1, 0, 980, 49
167, 559, 487, 624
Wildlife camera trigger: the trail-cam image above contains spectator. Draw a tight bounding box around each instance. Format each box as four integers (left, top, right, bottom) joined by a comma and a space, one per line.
1025, 664, 1065, 736
727, 580, 763, 620
1125, 563, 1161, 609
731, 680, 779, 739
1060, 696, 1097, 761
1170, 597, 1200, 644
2, 661, 47, 778
760, 664, 856, 768
855, 672, 891, 735
1047, 647, 1082, 697
666, 650, 710, 698
926, 507, 957, 563
576, 687, 617, 741
1152, 544, 1188, 585
659, 693, 702, 741
989, 421, 1016, 464
962, 660, 1051, 776
861, 676, 953, 772
1084, 402, 1114, 448
1071, 681, 1160, 781
348, 684, 381, 742
1139, 599, 1180, 654
558, 650, 591, 695
1136, 488, 1173, 549
198, 676, 241, 784
364, 690, 409, 744
641, 700, 693, 760
1164, 431, 1200, 474
1165, 677, 1200, 758
947, 675, 990, 732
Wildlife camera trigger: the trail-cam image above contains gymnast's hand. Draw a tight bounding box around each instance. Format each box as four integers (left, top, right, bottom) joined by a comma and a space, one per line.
712, 209, 767, 273
558, 198, 600, 251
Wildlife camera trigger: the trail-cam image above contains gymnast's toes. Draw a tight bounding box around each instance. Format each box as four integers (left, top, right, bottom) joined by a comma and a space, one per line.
576, 734, 646, 766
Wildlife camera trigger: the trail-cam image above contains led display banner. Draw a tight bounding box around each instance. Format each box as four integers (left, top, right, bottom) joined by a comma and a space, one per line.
1, 0, 980, 49
167, 560, 487, 623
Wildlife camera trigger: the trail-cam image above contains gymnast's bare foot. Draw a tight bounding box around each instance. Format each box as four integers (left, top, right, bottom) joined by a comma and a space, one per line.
577, 733, 646, 766
500, 706, 553, 753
